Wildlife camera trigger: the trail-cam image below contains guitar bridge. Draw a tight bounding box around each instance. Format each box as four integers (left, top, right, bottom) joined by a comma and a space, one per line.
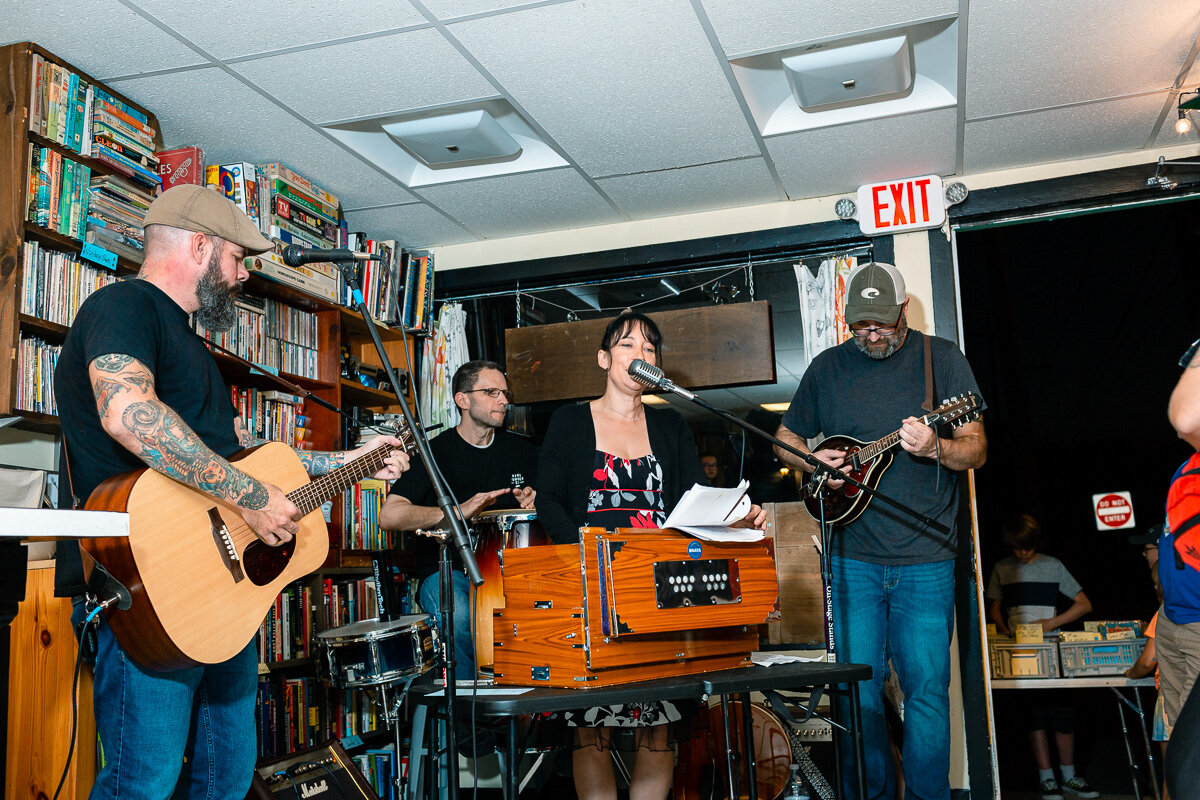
207, 508, 245, 583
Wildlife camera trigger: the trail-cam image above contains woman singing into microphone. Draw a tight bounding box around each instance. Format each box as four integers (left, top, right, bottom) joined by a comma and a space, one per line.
537, 310, 765, 800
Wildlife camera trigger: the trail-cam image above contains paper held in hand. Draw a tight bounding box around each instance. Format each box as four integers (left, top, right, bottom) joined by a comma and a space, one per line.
663, 480, 763, 542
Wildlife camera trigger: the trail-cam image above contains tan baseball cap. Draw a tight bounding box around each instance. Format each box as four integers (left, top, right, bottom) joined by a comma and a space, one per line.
143, 184, 273, 254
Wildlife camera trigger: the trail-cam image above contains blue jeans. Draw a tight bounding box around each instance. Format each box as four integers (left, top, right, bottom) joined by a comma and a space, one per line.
73, 599, 259, 800
418, 571, 475, 680
831, 556, 955, 800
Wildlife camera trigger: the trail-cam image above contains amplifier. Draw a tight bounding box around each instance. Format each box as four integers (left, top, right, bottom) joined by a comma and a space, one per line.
247, 739, 379, 800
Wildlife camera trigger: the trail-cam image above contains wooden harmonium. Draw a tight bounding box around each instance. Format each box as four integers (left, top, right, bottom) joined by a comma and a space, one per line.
493, 527, 778, 688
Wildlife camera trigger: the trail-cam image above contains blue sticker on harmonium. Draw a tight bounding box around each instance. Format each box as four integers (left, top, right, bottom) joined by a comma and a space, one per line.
688, 541, 703, 560
80, 242, 118, 271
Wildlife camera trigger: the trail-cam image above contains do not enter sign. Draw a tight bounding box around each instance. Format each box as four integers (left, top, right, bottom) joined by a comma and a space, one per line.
1093, 492, 1135, 530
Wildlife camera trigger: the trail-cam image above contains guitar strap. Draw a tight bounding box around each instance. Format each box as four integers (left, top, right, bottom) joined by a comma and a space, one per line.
922, 332, 935, 412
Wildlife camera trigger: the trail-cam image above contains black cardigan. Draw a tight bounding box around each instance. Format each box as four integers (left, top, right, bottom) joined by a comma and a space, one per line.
535, 402, 707, 543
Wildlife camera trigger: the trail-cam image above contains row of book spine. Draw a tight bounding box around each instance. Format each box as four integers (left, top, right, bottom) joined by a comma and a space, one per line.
28, 52, 163, 191
16, 337, 60, 415
401, 251, 435, 335
86, 173, 153, 264
255, 675, 384, 760
26, 144, 91, 238
231, 387, 308, 449
20, 241, 117, 326
343, 480, 396, 550
351, 748, 405, 800
342, 235, 401, 325
195, 296, 320, 379
258, 583, 312, 664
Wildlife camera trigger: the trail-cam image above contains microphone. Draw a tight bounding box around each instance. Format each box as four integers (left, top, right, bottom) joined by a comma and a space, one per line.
627, 359, 696, 401
281, 245, 382, 267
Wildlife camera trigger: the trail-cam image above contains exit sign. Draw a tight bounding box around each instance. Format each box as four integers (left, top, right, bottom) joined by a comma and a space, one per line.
856, 175, 947, 236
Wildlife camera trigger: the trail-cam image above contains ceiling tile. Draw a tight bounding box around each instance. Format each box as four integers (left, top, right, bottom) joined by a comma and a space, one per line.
966, 0, 1200, 119
596, 159, 779, 219
723, 382, 798, 406
109, 68, 414, 209
130, 0, 426, 59
424, 0, 564, 19
232, 28, 496, 123
416, 168, 621, 238
964, 94, 1167, 174
2, 0, 204, 79
698, 0, 956, 56
765, 107, 957, 199
447, 0, 761, 175
343, 204, 478, 248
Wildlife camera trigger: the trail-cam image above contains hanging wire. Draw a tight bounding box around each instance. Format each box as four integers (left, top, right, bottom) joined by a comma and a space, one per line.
515, 286, 523, 328
746, 256, 756, 302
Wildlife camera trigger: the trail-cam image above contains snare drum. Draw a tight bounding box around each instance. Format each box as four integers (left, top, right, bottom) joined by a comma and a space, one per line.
472, 509, 549, 674
316, 614, 437, 689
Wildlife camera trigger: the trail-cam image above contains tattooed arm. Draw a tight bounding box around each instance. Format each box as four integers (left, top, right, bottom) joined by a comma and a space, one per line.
91, 353, 301, 545
233, 417, 409, 479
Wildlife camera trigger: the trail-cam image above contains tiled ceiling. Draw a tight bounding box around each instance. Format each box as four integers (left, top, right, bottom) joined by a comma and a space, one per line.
5, 0, 1200, 254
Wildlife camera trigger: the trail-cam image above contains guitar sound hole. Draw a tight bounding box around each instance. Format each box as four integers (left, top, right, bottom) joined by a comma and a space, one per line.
242, 539, 295, 585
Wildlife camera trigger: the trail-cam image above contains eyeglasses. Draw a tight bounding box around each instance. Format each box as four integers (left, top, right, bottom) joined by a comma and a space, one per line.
849, 324, 898, 337
1180, 337, 1200, 368
464, 387, 514, 402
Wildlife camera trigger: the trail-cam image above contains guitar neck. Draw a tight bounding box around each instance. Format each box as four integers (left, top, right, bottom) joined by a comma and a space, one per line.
287, 446, 392, 515
858, 430, 903, 463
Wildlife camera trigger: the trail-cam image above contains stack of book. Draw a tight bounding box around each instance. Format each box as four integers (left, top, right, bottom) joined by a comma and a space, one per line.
351, 749, 402, 800
20, 241, 118, 326
257, 583, 312, 664
343, 234, 401, 324
194, 296, 319, 380
86, 173, 153, 263
343, 479, 394, 550
231, 387, 306, 448
27, 53, 90, 154
16, 337, 60, 415
401, 251, 435, 335
26, 145, 91, 238
89, 87, 161, 192
321, 575, 379, 629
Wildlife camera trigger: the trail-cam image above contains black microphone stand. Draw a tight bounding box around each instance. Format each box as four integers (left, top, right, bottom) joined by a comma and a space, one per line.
336, 260, 482, 800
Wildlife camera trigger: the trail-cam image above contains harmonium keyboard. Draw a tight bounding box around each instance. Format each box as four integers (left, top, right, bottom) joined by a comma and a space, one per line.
492, 527, 778, 688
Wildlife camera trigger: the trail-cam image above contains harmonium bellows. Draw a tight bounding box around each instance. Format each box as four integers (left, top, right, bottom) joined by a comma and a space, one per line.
493, 527, 779, 688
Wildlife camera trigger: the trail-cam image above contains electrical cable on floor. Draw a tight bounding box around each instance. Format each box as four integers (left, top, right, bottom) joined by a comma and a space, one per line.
52, 604, 102, 800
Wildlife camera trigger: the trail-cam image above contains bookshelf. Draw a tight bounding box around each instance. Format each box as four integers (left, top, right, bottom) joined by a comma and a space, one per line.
2, 41, 426, 773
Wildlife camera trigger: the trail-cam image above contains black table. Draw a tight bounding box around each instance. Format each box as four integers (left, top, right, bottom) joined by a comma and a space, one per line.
409, 661, 872, 799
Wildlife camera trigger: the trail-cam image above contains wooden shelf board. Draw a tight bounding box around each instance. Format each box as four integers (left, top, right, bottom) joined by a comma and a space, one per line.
6, 409, 61, 433
244, 273, 338, 315
206, 350, 336, 392
339, 378, 402, 407
24, 221, 141, 273
338, 308, 406, 342
19, 313, 69, 341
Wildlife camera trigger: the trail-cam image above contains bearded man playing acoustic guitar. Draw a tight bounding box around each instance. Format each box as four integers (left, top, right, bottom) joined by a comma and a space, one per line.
774, 262, 986, 800
53, 185, 409, 800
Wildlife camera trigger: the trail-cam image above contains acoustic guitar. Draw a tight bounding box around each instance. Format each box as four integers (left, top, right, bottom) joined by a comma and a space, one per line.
800, 394, 982, 526
82, 434, 414, 671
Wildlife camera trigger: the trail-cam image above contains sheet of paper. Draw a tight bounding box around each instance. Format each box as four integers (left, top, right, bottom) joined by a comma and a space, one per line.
663, 480, 763, 539
751, 651, 829, 666
676, 526, 765, 542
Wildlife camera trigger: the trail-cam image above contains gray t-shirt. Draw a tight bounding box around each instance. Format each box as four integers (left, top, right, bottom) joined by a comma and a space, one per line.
781, 330, 983, 564
986, 554, 1083, 630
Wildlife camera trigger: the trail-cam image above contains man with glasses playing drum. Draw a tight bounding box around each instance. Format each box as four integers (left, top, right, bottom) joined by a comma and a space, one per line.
379, 359, 539, 680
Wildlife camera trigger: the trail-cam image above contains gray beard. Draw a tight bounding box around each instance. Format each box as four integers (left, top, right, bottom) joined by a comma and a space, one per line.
852, 321, 907, 360
194, 251, 238, 332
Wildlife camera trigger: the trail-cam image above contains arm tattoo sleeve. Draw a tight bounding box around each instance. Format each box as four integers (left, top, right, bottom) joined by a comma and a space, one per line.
295, 450, 345, 476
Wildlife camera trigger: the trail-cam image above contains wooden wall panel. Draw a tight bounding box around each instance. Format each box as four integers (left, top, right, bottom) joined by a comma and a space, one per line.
764, 501, 826, 646
6, 563, 94, 800
505, 301, 775, 404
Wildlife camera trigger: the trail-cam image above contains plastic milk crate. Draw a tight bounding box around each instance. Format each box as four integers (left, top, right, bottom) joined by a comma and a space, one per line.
988, 635, 1061, 679
1058, 638, 1146, 677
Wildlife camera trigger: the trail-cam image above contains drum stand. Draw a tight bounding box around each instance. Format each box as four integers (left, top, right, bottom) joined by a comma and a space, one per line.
366, 677, 417, 799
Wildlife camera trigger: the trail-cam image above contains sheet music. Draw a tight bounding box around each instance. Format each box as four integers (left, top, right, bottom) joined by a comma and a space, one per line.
663, 480, 764, 542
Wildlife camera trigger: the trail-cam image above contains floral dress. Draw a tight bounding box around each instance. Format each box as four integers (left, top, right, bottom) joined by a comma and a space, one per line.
565, 451, 682, 728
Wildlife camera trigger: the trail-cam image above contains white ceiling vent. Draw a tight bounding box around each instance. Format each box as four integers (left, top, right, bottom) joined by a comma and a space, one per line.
384, 109, 522, 168
321, 99, 567, 188
782, 35, 913, 110
730, 18, 957, 136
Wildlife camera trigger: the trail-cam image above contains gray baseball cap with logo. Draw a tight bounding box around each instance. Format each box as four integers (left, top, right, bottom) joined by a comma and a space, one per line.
143, 184, 273, 254
844, 262, 907, 325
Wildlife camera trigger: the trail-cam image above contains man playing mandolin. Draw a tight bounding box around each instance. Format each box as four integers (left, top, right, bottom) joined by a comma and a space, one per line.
774, 262, 987, 800
54, 185, 410, 800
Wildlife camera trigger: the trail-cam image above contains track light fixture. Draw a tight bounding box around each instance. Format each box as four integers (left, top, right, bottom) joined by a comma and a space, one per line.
1177, 89, 1199, 135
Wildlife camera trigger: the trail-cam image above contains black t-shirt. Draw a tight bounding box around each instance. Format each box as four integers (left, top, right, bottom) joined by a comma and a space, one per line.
781, 330, 983, 564
54, 279, 239, 594
387, 427, 538, 573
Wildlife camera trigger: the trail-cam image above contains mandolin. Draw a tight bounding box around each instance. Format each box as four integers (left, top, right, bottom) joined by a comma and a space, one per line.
800, 393, 982, 526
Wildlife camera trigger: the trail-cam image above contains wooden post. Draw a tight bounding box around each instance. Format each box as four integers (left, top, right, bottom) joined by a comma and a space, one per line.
6, 561, 95, 800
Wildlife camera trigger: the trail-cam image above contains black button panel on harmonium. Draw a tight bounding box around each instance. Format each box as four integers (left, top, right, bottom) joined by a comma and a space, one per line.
653, 558, 741, 609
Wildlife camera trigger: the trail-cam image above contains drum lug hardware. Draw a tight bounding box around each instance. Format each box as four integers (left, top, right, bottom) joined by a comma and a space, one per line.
565, 632, 576, 639
531, 666, 550, 681
534, 600, 553, 609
